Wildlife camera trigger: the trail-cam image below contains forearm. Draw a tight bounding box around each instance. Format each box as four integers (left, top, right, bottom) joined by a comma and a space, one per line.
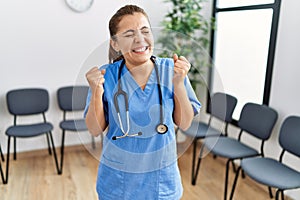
173, 83, 194, 131
85, 93, 107, 137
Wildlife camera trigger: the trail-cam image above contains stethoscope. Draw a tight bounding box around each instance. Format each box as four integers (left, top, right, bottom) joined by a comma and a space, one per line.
112, 56, 168, 140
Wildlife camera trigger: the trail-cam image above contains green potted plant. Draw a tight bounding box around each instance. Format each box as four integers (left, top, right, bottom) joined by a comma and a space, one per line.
156, 0, 213, 91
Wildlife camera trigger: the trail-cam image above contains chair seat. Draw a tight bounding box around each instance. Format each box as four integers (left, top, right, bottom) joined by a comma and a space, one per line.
6, 123, 53, 137
204, 137, 258, 159
60, 119, 87, 131
181, 121, 222, 138
242, 157, 300, 190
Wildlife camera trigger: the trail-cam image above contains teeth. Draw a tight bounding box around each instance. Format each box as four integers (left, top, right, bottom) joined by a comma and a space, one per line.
133, 47, 147, 52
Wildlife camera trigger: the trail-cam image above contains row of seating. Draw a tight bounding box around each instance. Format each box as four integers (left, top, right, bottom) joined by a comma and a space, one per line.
181, 92, 300, 200
0, 86, 93, 184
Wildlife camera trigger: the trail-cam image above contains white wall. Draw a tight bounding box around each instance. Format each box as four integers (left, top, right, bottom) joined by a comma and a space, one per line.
0, 0, 168, 152
0, 0, 299, 198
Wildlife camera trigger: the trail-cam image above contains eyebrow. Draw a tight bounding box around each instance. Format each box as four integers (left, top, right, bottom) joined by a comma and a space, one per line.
121, 26, 150, 35
140, 26, 150, 31
121, 30, 135, 35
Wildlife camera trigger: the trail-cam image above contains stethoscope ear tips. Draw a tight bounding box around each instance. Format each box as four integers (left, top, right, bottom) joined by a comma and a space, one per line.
138, 132, 142, 136
112, 136, 117, 140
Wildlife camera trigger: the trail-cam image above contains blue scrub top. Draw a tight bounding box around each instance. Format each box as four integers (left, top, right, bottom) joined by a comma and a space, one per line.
84, 57, 201, 200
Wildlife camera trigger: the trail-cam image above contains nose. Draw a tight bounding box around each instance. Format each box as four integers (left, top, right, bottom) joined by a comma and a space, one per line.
134, 31, 145, 43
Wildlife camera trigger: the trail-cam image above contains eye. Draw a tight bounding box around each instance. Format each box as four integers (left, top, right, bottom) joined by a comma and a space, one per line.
142, 31, 150, 35
124, 34, 135, 38
122, 30, 135, 38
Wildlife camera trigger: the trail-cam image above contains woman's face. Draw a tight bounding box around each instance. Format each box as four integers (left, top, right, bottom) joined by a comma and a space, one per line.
111, 12, 154, 67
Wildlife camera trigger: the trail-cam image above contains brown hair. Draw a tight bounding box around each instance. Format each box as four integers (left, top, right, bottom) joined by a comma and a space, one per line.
108, 5, 150, 63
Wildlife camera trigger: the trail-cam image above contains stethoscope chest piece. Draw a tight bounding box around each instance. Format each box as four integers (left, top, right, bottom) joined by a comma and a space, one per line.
156, 123, 168, 134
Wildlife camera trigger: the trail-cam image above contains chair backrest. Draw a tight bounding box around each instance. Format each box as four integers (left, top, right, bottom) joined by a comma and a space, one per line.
279, 116, 300, 157
209, 92, 238, 123
238, 103, 278, 140
6, 88, 49, 115
57, 86, 89, 112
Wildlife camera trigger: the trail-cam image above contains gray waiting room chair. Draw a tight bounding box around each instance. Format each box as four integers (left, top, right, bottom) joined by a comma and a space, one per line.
180, 92, 238, 185
229, 115, 300, 200
57, 85, 95, 173
195, 102, 278, 200
4, 88, 61, 184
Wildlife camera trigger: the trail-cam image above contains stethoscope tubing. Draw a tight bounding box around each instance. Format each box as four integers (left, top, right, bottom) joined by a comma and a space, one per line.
112, 56, 168, 140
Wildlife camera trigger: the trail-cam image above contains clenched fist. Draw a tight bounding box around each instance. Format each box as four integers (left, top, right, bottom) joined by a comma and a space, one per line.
173, 54, 191, 85
85, 67, 106, 95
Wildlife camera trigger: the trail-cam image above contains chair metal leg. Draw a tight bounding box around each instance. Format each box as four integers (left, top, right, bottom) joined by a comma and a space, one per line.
229, 166, 242, 200
241, 169, 246, 178
275, 189, 283, 200
46, 133, 52, 155
224, 159, 232, 200
0, 161, 5, 184
5, 136, 11, 184
192, 141, 205, 185
281, 190, 284, 200
268, 186, 274, 198
0, 137, 5, 183
91, 135, 96, 149
0, 145, 4, 161
231, 160, 237, 173
48, 132, 61, 175
191, 139, 197, 184
60, 130, 66, 174
13, 137, 16, 160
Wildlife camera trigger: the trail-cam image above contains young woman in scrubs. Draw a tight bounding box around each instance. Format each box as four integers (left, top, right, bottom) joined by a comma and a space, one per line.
84, 5, 201, 200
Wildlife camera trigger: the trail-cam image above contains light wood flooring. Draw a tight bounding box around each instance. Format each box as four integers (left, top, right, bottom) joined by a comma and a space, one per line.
0, 139, 293, 200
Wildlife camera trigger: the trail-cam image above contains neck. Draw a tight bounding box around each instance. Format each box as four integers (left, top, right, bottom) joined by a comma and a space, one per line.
125, 58, 154, 90
126, 59, 154, 75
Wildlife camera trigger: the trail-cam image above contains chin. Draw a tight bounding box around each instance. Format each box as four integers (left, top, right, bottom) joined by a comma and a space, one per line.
129, 53, 153, 62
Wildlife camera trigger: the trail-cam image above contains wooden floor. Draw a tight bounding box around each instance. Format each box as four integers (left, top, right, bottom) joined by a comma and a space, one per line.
0, 139, 292, 200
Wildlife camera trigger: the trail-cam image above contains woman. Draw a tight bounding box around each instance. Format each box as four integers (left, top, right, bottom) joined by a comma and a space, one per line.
84, 4, 201, 200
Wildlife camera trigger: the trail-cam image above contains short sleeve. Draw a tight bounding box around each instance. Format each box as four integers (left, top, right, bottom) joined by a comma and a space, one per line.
184, 76, 201, 116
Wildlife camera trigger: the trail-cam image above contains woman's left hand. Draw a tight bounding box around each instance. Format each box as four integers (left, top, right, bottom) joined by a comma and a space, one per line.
173, 54, 191, 85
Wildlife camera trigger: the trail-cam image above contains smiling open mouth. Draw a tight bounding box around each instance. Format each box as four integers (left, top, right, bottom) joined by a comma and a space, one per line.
132, 46, 149, 53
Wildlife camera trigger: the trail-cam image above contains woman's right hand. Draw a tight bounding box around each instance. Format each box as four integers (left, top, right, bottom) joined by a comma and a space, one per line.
85, 67, 107, 136
85, 67, 106, 95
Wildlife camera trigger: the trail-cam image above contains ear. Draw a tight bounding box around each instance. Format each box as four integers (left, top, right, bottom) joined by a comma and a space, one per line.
110, 38, 120, 52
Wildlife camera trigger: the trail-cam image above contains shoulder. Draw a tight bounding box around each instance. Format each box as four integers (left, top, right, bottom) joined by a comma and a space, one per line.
154, 56, 174, 71
155, 56, 173, 66
153, 56, 174, 84
99, 60, 123, 79
99, 60, 122, 71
